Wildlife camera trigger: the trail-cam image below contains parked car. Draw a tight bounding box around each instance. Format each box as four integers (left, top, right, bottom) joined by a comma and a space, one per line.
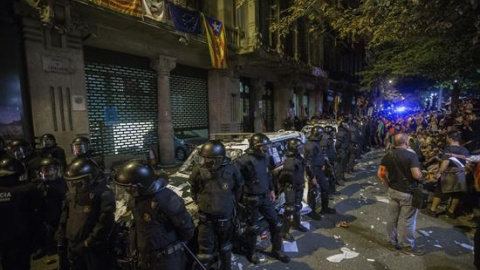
174, 130, 208, 161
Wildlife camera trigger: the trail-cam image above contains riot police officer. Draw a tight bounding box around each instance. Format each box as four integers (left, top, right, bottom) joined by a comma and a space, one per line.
279, 138, 308, 242
348, 118, 361, 173
322, 125, 341, 190
189, 140, 244, 270
40, 133, 67, 167
0, 156, 42, 270
71, 137, 105, 169
236, 133, 290, 264
115, 160, 195, 270
305, 126, 336, 221
6, 138, 41, 180
335, 121, 350, 184
32, 157, 68, 260
57, 158, 115, 270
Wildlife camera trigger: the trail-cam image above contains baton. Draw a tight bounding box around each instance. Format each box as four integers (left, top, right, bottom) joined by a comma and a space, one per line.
181, 242, 208, 270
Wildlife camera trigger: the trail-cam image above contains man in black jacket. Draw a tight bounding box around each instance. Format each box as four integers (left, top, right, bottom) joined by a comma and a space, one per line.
57, 158, 115, 270
279, 138, 308, 242
236, 133, 290, 264
189, 140, 244, 270
0, 157, 42, 270
115, 160, 195, 270
335, 121, 350, 185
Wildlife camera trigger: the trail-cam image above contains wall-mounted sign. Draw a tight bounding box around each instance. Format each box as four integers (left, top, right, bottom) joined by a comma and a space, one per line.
42, 55, 75, 73
71, 95, 86, 111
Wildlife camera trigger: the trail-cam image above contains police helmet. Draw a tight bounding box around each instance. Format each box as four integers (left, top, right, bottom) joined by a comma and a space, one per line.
6, 139, 31, 160
39, 157, 63, 181
198, 140, 226, 171
286, 138, 304, 156
41, 133, 57, 148
114, 159, 166, 197
309, 126, 323, 141
0, 156, 26, 178
248, 133, 272, 157
64, 158, 100, 192
71, 137, 91, 156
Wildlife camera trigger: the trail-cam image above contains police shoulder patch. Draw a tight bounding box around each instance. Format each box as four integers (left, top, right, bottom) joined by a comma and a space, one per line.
84, 206, 91, 213
222, 183, 229, 190
143, 213, 152, 222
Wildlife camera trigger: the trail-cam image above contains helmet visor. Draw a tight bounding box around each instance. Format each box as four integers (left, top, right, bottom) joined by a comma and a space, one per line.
42, 138, 55, 148
66, 178, 88, 193
9, 146, 26, 160
114, 182, 140, 197
40, 165, 62, 181
255, 143, 272, 156
72, 144, 88, 156
198, 156, 223, 170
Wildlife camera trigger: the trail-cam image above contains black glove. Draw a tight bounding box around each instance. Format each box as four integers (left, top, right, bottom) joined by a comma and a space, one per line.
71, 242, 88, 255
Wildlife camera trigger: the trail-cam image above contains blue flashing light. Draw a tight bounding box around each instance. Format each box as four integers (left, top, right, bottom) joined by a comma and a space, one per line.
395, 106, 406, 112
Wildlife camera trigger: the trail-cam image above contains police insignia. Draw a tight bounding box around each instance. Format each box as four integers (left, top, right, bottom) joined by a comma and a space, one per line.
143, 213, 152, 222
222, 183, 229, 190
84, 206, 91, 213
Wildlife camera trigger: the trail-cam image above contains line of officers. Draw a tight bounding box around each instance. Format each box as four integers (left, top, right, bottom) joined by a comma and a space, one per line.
0, 118, 368, 270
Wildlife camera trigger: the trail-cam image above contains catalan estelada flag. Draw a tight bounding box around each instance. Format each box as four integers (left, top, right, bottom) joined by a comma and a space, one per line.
202, 14, 228, 69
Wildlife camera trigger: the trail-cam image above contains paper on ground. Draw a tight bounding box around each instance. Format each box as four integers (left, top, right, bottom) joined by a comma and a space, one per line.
367, 259, 375, 262
326, 247, 359, 263
301, 221, 311, 230
418, 230, 430, 237
374, 196, 390, 204
454, 241, 474, 251
434, 244, 443, 248
283, 241, 299, 252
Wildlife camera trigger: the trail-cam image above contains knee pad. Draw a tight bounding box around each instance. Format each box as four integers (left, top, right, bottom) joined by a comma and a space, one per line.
294, 203, 302, 212
309, 187, 318, 198
219, 243, 233, 254
197, 253, 214, 264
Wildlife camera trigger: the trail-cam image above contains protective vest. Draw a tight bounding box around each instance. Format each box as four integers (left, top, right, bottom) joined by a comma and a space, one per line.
335, 129, 350, 150
131, 188, 194, 254
0, 182, 40, 243
279, 154, 305, 186
235, 153, 272, 195
65, 182, 114, 244
190, 164, 241, 217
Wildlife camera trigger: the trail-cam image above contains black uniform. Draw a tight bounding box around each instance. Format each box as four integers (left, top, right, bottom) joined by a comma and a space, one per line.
57, 181, 115, 270
305, 139, 331, 215
129, 186, 195, 270
0, 176, 42, 270
348, 122, 361, 172
321, 134, 338, 191
278, 152, 307, 237
34, 178, 68, 255
335, 126, 350, 182
189, 163, 244, 269
40, 146, 67, 168
236, 149, 286, 263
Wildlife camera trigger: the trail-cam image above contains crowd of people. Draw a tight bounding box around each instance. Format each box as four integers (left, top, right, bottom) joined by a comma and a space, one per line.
1, 96, 479, 270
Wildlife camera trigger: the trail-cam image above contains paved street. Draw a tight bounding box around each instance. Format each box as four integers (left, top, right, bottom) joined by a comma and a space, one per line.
30, 149, 476, 270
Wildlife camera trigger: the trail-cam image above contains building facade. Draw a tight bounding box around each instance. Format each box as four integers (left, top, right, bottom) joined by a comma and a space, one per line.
0, 0, 363, 166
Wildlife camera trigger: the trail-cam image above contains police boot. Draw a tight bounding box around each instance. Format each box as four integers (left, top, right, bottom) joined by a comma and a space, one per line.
281, 215, 294, 242
307, 188, 322, 220
337, 179, 345, 186
271, 235, 290, 263
293, 212, 308, 232
219, 243, 232, 270
320, 192, 337, 214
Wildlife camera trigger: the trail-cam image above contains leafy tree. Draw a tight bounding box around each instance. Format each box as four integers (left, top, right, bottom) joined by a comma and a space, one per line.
239, 0, 480, 111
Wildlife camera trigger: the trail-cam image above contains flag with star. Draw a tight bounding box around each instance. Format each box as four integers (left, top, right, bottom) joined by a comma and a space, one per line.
202, 14, 228, 69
